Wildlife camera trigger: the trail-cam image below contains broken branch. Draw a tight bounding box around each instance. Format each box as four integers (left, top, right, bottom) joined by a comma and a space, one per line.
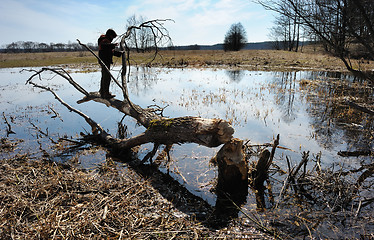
2, 112, 15, 136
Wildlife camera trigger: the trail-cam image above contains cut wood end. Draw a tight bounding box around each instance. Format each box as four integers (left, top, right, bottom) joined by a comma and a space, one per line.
215, 138, 248, 182
217, 120, 235, 143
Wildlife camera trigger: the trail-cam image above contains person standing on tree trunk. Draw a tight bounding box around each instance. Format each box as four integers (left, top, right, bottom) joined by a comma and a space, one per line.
98, 29, 122, 99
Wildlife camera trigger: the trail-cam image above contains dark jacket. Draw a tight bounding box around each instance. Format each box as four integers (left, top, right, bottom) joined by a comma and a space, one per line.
98, 35, 121, 66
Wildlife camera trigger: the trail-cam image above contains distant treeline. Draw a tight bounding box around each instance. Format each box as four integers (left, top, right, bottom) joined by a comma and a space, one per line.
1, 40, 312, 53
170, 42, 276, 51
0, 41, 97, 53
167, 41, 311, 50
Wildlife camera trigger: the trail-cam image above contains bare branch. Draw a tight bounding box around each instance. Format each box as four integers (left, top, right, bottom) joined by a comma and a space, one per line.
25, 68, 89, 96
345, 100, 374, 116
120, 19, 174, 65
2, 112, 15, 136
27, 79, 109, 139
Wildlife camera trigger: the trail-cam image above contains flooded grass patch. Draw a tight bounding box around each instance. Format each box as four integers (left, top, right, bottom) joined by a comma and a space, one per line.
0, 66, 373, 238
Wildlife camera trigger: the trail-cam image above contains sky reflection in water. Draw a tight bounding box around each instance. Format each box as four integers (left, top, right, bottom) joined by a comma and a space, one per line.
0, 66, 372, 205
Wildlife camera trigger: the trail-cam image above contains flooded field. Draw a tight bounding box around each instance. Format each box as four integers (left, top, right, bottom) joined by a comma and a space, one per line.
1, 66, 373, 238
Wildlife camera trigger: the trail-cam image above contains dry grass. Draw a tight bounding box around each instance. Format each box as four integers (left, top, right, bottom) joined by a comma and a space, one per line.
0, 139, 268, 239
0, 52, 96, 68
149, 49, 352, 72
0, 155, 205, 239
2, 48, 374, 72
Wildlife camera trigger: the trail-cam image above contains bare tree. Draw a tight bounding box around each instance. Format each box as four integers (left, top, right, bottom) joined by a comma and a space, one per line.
22, 41, 35, 53
223, 22, 248, 51
257, 0, 374, 82
126, 15, 158, 53
6, 42, 20, 53
269, 13, 301, 51
38, 43, 50, 52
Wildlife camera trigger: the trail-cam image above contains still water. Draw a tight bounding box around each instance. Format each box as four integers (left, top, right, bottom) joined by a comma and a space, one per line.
1, 66, 373, 237
1, 67, 372, 197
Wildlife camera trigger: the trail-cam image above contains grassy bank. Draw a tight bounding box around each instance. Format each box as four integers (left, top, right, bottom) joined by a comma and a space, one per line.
0, 51, 96, 68
2, 49, 373, 72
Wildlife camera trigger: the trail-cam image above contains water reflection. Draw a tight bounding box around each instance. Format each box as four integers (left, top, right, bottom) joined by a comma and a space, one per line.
260, 70, 374, 154
299, 72, 374, 150
271, 72, 298, 124
1, 67, 373, 238
128, 66, 160, 97
225, 69, 244, 82
1, 67, 372, 185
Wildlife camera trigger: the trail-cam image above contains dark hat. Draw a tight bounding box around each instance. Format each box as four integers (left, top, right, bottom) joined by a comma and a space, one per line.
106, 29, 117, 38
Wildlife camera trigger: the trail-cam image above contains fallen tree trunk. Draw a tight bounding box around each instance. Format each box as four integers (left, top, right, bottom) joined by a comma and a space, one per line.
112, 116, 234, 149
26, 21, 248, 212
75, 30, 235, 149
77, 92, 234, 148
28, 76, 234, 153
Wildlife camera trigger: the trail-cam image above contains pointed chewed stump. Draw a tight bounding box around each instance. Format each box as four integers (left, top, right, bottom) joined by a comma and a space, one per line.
211, 138, 248, 220
212, 138, 248, 192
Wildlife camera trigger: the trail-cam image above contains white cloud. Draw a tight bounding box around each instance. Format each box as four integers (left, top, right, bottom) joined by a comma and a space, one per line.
0, 0, 131, 46
0, 0, 273, 46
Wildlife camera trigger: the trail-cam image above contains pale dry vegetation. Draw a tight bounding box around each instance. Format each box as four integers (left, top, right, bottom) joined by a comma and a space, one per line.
0, 139, 269, 239
2, 48, 374, 72
150, 48, 357, 72
0, 51, 95, 68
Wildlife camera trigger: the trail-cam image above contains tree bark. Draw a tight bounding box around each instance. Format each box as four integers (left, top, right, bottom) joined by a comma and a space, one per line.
77, 92, 234, 149
211, 138, 248, 193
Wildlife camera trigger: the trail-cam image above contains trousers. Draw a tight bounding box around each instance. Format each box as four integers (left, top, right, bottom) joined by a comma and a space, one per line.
99, 63, 111, 97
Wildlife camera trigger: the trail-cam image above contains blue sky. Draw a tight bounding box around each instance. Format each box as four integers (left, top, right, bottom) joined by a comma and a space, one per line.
0, 0, 274, 47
